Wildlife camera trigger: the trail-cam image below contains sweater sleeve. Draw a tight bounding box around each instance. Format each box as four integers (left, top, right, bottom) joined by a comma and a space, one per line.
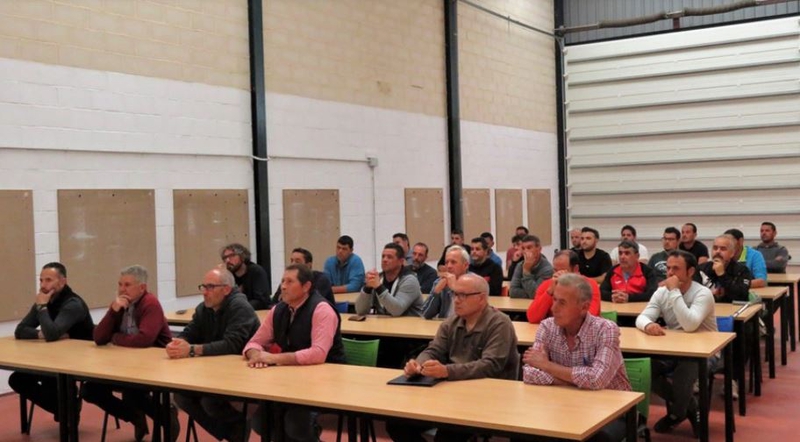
344, 256, 365, 292
635, 288, 664, 331
14, 305, 42, 340
354, 288, 374, 315
111, 297, 168, 348
375, 276, 422, 317
526, 283, 553, 324
38, 298, 89, 342
93, 307, 122, 345
669, 287, 714, 332
509, 264, 528, 298
201, 301, 258, 356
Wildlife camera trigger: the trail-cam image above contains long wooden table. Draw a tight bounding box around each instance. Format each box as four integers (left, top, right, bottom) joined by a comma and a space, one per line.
0, 338, 642, 442
166, 307, 735, 442
335, 292, 531, 313
768, 272, 800, 353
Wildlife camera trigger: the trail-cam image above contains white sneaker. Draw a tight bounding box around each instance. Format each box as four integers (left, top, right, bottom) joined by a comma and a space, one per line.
732, 380, 739, 400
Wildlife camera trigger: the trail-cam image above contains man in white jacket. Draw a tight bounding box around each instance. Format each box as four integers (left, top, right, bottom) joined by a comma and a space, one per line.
636, 249, 717, 436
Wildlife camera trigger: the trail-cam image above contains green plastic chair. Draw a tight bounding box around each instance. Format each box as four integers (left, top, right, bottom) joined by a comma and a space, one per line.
624, 357, 652, 442
342, 338, 380, 367
600, 310, 618, 324
337, 338, 380, 442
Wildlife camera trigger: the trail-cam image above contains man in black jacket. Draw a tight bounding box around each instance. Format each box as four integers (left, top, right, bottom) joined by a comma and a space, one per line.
168, 267, 260, 442
10, 262, 94, 421
696, 235, 752, 303
221, 243, 270, 309
469, 237, 504, 296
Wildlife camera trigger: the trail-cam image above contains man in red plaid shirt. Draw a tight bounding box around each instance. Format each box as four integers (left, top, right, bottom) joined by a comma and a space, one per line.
522, 273, 631, 441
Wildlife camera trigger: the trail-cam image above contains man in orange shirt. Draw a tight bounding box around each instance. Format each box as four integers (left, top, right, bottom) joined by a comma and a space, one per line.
527, 250, 601, 323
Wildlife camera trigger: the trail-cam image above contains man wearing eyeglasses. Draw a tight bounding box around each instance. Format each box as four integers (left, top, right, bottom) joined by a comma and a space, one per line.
649, 227, 682, 282
386, 273, 518, 441
167, 267, 260, 442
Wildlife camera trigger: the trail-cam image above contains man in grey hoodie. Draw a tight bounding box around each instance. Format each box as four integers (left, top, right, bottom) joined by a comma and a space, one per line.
356, 243, 423, 316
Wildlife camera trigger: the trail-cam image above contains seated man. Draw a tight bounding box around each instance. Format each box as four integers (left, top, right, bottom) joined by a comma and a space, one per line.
636, 250, 716, 435
244, 264, 346, 441
610, 224, 650, 264
522, 274, 631, 442
569, 228, 582, 253
469, 236, 504, 296
436, 228, 472, 270
409, 242, 438, 294
648, 227, 681, 282
725, 228, 767, 288
392, 232, 413, 265
168, 267, 260, 442
355, 243, 423, 317
386, 274, 518, 441
480, 231, 503, 267
82, 265, 173, 442
505, 234, 523, 280
527, 250, 600, 324
323, 235, 366, 294
755, 221, 790, 273
509, 234, 554, 299
221, 243, 270, 309
600, 240, 658, 303
422, 245, 471, 319
696, 235, 752, 303
10, 262, 95, 421
272, 247, 334, 305
577, 227, 613, 284
679, 223, 709, 264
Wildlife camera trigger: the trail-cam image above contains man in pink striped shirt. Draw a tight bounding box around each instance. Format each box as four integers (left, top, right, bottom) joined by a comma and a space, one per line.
243, 264, 345, 442
522, 273, 630, 442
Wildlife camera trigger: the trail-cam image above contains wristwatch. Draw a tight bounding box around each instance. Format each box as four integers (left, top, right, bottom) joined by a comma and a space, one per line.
35, 304, 48, 312
189, 345, 195, 358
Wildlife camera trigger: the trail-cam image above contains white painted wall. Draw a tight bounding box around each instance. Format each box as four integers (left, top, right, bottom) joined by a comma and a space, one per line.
0, 57, 253, 392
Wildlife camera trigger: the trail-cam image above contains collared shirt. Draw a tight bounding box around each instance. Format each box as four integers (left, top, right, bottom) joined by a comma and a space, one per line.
523, 314, 631, 391
416, 305, 518, 381
243, 300, 337, 365
120, 302, 139, 335
738, 245, 767, 281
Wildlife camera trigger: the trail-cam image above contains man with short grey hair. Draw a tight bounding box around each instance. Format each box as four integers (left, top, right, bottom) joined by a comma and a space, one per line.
83, 265, 173, 441
421, 246, 471, 319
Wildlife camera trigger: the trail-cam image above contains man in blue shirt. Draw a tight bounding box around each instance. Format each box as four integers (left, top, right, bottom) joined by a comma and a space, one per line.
323, 235, 366, 294
725, 228, 767, 288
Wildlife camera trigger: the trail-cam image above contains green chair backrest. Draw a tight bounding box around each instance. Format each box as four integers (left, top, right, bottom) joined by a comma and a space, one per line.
600, 310, 618, 324
624, 357, 651, 419
342, 338, 380, 367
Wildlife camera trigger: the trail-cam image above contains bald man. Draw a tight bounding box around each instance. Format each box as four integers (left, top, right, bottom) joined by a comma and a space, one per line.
386, 273, 518, 441
169, 267, 260, 442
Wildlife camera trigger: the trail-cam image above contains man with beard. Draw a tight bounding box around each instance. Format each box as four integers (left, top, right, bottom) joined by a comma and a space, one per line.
221, 243, 270, 309
408, 242, 437, 293
696, 235, 751, 303
577, 227, 613, 284
725, 228, 767, 288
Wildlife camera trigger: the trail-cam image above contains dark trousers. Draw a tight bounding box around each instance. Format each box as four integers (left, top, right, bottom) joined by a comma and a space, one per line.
9, 372, 60, 418
174, 392, 242, 441
81, 382, 154, 423
652, 357, 698, 419
385, 420, 472, 442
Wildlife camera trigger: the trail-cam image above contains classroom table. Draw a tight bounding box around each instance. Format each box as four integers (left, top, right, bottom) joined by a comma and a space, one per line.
336, 313, 735, 442
600, 300, 763, 416
753, 286, 789, 377
0, 338, 642, 442
768, 272, 800, 352
335, 292, 531, 313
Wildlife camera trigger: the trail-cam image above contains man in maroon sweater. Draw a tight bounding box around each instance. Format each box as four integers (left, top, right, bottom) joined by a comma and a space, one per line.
81, 265, 173, 442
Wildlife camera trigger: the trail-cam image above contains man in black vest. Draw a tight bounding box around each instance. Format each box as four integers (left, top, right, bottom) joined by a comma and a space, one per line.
10, 262, 94, 421
244, 264, 345, 441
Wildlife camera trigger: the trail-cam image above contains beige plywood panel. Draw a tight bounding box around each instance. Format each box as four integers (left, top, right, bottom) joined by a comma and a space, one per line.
404, 189, 445, 260
174, 190, 249, 298
0, 190, 36, 321
58, 190, 157, 309
494, 189, 523, 252
283, 190, 340, 272
527, 189, 552, 246
462, 189, 491, 242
